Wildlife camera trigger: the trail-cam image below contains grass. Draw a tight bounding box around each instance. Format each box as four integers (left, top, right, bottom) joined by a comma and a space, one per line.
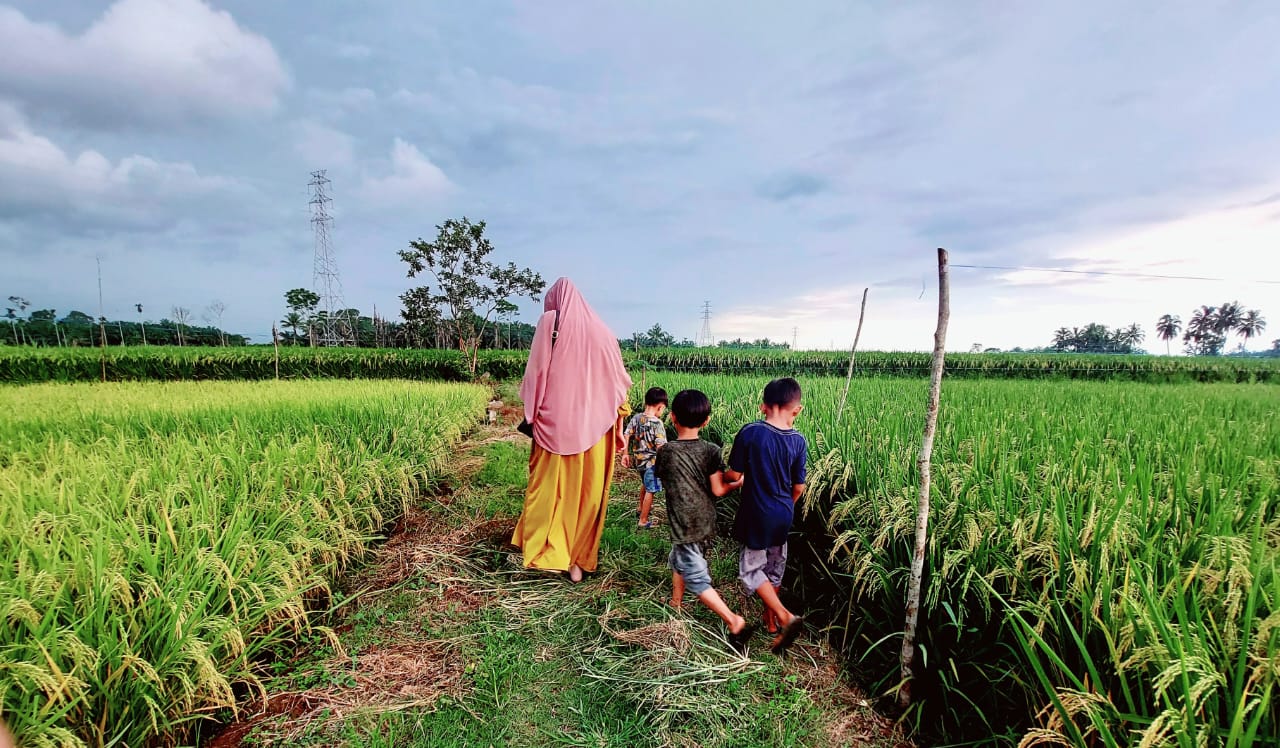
0, 380, 489, 748
231, 436, 896, 748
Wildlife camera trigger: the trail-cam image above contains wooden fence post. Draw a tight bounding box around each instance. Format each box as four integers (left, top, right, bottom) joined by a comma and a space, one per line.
836, 287, 870, 423
899, 248, 950, 709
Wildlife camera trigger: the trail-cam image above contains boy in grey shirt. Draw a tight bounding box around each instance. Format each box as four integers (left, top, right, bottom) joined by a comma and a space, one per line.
654, 389, 755, 653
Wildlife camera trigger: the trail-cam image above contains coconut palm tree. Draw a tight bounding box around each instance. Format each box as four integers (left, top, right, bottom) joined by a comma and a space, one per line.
1213, 301, 1243, 334
1184, 305, 1225, 355
281, 312, 305, 344
1236, 309, 1267, 347
1155, 314, 1181, 355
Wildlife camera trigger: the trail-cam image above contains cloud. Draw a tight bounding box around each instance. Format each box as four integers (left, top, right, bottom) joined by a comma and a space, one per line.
757, 172, 829, 202
0, 107, 241, 232
359, 138, 452, 205
0, 0, 288, 128
295, 121, 355, 168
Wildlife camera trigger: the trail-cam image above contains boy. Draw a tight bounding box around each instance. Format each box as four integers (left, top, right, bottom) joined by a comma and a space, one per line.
654, 389, 754, 653
620, 387, 668, 528
725, 377, 807, 654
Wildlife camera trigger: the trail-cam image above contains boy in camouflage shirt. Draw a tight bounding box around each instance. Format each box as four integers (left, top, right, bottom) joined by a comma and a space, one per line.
654, 389, 754, 653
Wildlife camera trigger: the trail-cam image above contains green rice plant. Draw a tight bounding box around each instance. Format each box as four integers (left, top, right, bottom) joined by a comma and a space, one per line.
630, 374, 1280, 744
4, 345, 1278, 385
0, 380, 488, 747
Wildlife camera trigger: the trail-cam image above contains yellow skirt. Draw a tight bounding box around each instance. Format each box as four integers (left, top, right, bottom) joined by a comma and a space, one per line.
511, 426, 619, 573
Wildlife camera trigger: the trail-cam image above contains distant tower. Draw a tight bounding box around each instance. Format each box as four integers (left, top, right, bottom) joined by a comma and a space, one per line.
697, 301, 713, 347
308, 170, 354, 346
792, 326, 798, 350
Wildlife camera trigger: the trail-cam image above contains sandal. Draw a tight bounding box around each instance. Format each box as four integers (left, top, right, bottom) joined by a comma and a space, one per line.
770, 615, 804, 654
727, 623, 758, 655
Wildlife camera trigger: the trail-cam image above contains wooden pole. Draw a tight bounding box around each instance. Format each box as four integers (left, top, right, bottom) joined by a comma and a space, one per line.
899, 248, 950, 709
272, 324, 281, 380
836, 287, 870, 423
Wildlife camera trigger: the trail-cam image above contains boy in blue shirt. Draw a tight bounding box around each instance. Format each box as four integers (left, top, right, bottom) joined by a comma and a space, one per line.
725, 377, 807, 653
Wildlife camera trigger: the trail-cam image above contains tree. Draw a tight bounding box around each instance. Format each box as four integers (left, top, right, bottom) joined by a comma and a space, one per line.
1155, 314, 1181, 355
281, 312, 305, 343
205, 300, 228, 346
642, 323, 675, 347
284, 289, 321, 347
1183, 305, 1225, 356
6, 296, 29, 345
135, 303, 148, 345
172, 306, 192, 346
1213, 301, 1244, 335
397, 217, 545, 373
1236, 309, 1266, 347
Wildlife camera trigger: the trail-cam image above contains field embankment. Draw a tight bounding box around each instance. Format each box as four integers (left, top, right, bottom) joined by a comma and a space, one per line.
0, 380, 488, 747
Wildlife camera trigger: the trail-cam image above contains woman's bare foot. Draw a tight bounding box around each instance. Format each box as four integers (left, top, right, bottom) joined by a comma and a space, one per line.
568, 564, 583, 583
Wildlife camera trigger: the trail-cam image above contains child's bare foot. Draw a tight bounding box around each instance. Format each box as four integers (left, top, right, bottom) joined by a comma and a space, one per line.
727, 615, 757, 654
668, 599, 683, 610
763, 608, 779, 634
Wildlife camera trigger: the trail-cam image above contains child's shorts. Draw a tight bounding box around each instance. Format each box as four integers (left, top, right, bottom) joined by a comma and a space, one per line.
739, 543, 787, 595
669, 542, 713, 596
640, 466, 662, 494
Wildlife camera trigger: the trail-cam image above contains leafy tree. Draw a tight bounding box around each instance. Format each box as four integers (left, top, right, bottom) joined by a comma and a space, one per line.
1155, 314, 1181, 355
397, 217, 545, 373
284, 289, 321, 347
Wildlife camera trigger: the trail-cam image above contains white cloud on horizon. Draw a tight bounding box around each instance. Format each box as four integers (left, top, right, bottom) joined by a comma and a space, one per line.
0, 0, 288, 128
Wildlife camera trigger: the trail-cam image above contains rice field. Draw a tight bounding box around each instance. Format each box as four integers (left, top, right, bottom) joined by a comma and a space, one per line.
0, 380, 488, 747
3, 345, 1278, 385
632, 374, 1280, 745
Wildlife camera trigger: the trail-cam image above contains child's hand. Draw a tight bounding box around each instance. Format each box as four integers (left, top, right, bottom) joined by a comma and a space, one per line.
620, 454, 632, 469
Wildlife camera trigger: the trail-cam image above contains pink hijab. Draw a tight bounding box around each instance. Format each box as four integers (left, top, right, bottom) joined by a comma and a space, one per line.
520, 277, 633, 455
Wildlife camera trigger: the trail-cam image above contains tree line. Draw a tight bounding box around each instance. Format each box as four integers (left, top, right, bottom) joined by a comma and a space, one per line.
1048, 301, 1270, 357
3, 296, 245, 347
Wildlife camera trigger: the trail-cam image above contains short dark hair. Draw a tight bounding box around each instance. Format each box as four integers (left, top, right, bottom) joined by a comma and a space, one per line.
644, 387, 668, 406
670, 389, 711, 427
762, 377, 801, 408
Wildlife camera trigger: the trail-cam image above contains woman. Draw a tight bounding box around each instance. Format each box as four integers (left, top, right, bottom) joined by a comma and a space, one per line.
511, 277, 633, 582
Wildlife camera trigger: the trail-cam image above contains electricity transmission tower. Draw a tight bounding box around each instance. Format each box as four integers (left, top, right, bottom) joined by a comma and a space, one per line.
697, 301, 714, 347
308, 170, 354, 346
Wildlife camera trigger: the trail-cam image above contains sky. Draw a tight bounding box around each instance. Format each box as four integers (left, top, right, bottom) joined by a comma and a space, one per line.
1, 1, 1278, 352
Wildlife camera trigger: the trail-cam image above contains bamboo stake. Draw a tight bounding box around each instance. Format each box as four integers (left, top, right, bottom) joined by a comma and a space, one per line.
272, 324, 281, 380
836, 287, 869, 422
899, 248, 949, 709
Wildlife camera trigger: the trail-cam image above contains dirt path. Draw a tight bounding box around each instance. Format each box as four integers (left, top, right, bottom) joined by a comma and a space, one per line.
205, 418, 906, 748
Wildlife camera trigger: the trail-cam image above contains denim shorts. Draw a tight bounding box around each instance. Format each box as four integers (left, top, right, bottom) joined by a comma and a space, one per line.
641, 466, 662, 494
669, 542, 713, 596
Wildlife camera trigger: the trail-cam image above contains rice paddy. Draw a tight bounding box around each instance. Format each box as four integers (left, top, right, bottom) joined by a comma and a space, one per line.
0, 380, 488, 747
632, 374, 1280, 744
2, 356, 1277, 746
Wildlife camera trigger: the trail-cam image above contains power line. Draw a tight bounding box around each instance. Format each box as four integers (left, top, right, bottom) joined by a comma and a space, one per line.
951, 264, 1280, 285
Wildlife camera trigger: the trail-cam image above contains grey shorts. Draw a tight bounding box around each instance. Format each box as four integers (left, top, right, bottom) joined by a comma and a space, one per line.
739, 544, 787, 595
669, 542, 713, 596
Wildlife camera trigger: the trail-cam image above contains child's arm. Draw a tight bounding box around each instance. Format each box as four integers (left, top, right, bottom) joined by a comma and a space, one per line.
709, 470, 743, 497
723, 467, 743, 483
